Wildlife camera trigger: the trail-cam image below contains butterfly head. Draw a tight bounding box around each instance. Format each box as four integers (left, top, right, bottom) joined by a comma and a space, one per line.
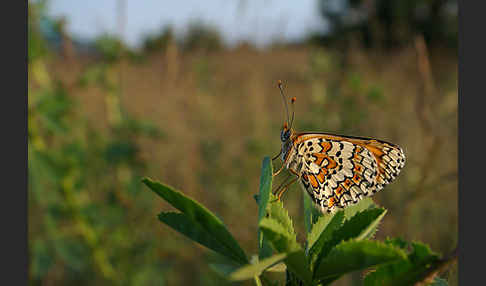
280, 122, 292, 142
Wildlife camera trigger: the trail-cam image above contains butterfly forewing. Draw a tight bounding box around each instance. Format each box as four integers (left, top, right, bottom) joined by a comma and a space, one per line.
287, 133, 405, 213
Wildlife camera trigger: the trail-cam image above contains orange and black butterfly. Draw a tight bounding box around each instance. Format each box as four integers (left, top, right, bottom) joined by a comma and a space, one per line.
272, 80, 406, 213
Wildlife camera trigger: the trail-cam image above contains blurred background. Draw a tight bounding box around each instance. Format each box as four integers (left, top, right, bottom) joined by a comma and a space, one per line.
28, 0, 458, 285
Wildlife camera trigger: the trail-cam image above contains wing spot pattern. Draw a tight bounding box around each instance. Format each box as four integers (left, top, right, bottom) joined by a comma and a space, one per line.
286, 136, 405, 213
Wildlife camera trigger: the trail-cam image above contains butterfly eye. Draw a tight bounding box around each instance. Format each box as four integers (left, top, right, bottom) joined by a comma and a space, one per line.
281, 128, 291, 142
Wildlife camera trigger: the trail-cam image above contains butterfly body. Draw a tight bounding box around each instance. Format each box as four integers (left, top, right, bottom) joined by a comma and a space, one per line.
279, 128, 405, 213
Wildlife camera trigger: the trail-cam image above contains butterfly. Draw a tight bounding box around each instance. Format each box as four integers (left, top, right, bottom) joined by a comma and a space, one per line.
272, 80, 406, 213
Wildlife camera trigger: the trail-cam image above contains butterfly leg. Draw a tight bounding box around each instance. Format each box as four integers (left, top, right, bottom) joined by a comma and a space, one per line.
272, 173, 298, 201
272, 173, 292, 195
272, 163, 286, 177
271, 150, 286, 177
271, 149, 282, 161
275, 177, 299, 202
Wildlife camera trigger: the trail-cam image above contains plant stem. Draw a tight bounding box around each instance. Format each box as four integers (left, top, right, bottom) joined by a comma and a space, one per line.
254, 275, 263, 286
414, 246, 458, 286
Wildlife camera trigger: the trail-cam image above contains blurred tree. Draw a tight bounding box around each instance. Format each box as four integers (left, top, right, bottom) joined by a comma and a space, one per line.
28, 0, 49, 62
182, 21, 222, 53
142, 27, 175, 54
314, 0, 457, 49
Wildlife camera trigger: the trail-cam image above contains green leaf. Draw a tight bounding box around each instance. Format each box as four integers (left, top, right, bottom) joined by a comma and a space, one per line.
259, 218, 312, 284
229, 253, 288, 281
142, 177, 248, 265
354, 208, 387, 241
258, 157, 274, 259
209, 263, 241, 278
266, 262, 287, 273
314, 240, 407, 282
303, 192, 322, 234
312, 208, 387, 274
364, 241, 441, 286
267, 195, 296, 239
408, 242, 440, 265
285, 251, 313, 285
308, 211, 344, 252
259, 218, 300, 253
384, 237, 409, 250
158, 212, 235, 262
343, 197, 375, 220
258, 157, 273, 222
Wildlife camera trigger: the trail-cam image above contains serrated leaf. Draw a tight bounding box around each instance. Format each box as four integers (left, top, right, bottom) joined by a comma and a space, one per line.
229, 253, 288, 281
408, 242, 440, 264
259, 218, 312, 284
267, 195, 296, 239
355, 208, 387, 241
384, 237, 409, 250
258, 157, 274, 259
312, 208, 387, 273
343, 197, 375, 220
314, 240, 407, 282
142, 178, 248, 265
364, 241, 441, 286
259, 218, 300, 253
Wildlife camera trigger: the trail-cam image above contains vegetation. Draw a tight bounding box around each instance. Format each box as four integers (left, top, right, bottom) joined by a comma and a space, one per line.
143, 158, 455, 285
28, 1, 457, 285
315, 0, 457, 49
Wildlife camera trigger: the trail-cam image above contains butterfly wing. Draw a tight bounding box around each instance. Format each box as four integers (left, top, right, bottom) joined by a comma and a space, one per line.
292, 133, 405, 213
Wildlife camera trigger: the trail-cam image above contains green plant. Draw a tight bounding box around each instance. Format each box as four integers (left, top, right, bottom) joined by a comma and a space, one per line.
143, 157, 454, 285
28, 5, 167, 282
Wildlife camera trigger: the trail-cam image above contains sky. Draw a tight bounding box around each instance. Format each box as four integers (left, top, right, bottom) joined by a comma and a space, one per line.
46, 0, 329, 48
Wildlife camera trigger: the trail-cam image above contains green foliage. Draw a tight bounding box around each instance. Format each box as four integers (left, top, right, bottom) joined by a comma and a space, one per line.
142, 178, 249, 265
303, 192, 321, 234
310, 207, 387, 275
314, 240, 407, 282
259, 218, 299, 256
29, 7, 167, 283
28, 1, 49, 62
316, 0, 457, 49
29, 81, 164, 284
258, 157, 274, 259
266, 197, 297, 244
144, 156, 450, 285
30, 5, 456, 283
364, 239, 443, 286
229, 253, 288, 281
307, 210, 345, 267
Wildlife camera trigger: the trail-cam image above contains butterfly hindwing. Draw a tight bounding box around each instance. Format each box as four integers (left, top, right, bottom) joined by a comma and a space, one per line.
291, 134, 405, 213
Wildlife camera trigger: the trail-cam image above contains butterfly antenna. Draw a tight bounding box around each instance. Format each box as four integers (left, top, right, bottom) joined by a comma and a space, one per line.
290, 97, 296, 130
277, 80, 290, 126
